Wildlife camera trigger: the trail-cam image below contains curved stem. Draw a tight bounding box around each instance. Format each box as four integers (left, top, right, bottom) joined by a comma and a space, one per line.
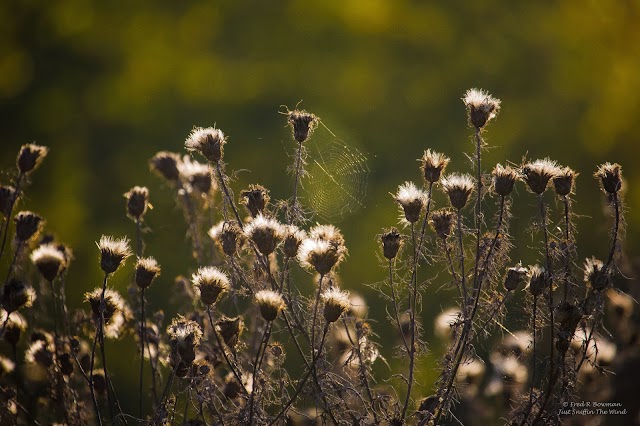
215, 162, 244, 227
606, 192, 620, 269
248, 322, 272, 425
205, 306, 246, 393
289, 141, 304, 225
310, 274, 324, 351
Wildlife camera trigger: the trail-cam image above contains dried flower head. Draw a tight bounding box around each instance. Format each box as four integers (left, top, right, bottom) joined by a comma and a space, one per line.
191, 266, 230, 305
282, 225, 306, 258
124, 186, 150, 219
492, 164, 518, 196
309, 224, 345, 246
521, 159, 560, 194
150, 151, 181, 182
31, 243, 66, 281
25, 339, 54, 367
84, 288, 131, 338
553, 167, 577, 196
498, 331, 533, 357
298, 238, 347, 275
244, 214, 284, 255
287, 109, 318, 143
441, 173, 475, 210
0, 356, 15, 376
1, 311, 27, 346
463, 88, 501, 129
135, 257, 161, 289
167, 316, 203, 375
322, 288, 350, 323
17, 143, 49, 174
555, 301, 582, 334
240, 184, 270, 218
503, 263, 528, 292
209, 221, 245, 256
584, 257, 610, 291
1, 279, 36, 313
14, 211, 43, 242
92, 370, 107, 394
97, 235, 131, 274
430, 209, 455, 240
394, 182, 426, 223
594, 162, 622, 194
215, 316, 244, 348
185, 127, 227, 163
380, 228, 402, 259
178, 156, 214, 194
0, 186, 16, 217
420, 150, 450, 183
527, 265, 548, 296
254, 290, 286, 322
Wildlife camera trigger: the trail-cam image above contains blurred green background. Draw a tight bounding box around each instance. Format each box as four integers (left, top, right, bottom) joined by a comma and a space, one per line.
1, 0, 639, 416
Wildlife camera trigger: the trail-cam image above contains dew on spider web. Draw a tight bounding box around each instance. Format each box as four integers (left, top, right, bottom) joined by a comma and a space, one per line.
299, 125, 369, 221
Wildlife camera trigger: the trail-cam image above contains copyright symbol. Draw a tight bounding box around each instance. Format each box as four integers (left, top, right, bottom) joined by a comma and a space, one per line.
563, 402, 568, 407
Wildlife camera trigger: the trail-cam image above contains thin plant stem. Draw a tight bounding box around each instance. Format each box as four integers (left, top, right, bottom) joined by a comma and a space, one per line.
456, 210, 468, 314
215, 161, 243, 226
139, 287, 146, 420
342, 318, 378, 423
89, 273, 109, 424
520, 295, 538, 426
388, 259, 409, 353
180, 188, 204, 262
268, 324, 329, 426
400, 223, 418, 422
289, 140, 304, 225
206, 306, 246, 393
606, 192, 620, 268
310, 274, 324, 350
73, 353, 102, 426
248, 322, 272, 425
0, 172, 23, 261
3, 241, 24, 286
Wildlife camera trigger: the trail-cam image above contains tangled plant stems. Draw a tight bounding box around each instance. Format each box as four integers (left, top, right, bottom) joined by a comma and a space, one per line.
0, 90, 630, 425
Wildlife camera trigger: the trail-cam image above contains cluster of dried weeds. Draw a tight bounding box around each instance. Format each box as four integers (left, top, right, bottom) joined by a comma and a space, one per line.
0, 90, 631, 425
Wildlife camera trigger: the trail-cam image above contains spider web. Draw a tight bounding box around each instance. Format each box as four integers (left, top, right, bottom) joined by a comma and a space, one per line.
300, 126, 369, 221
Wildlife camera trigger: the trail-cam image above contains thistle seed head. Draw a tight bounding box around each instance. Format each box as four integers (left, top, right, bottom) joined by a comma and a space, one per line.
594, 162, 622, 194
150, 151, 181, 182
17, 143, 49, 174
521, 159, 560, 194
191, 266, 230, 305
209, 220, 245, 256
380, 228, 402, 259
244, 213, 284, 255
584, 257, 610, 291
84, 288, 131, 338
25, 339, 54, 367
0, 186, 16, 217
463, 88, 501, 129
287, 109, 318, 143
31, 243, 66, 282
434, 308, 462, 340
135, 257, 161, 289
308, 224, 345, 247
14, 211, 44, 242
254, 290, 286, 322
167, 316, 203, 373
282, 225, 306, 258
429, 209, 455, 240
553, 167, 577, 196
555, 301, 582, 335
298, 238, 347, 275
441, 174, 475, 210
1, 311, 27, 346
185, 127, 226, 163
215, 316, 244, 348
527, 265, 548, 296
492, 164, 518, 196
124, 186, 150, 219
503, 263, 528, 292
0, 356, 15, 376
322, 288, 350, 323
1, 279, 36, 313
394, 182, 426, 223
240, 184, 270, 218
178, 156, 214, 194
97, 235, 131, 274
420, 149, 450, 183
